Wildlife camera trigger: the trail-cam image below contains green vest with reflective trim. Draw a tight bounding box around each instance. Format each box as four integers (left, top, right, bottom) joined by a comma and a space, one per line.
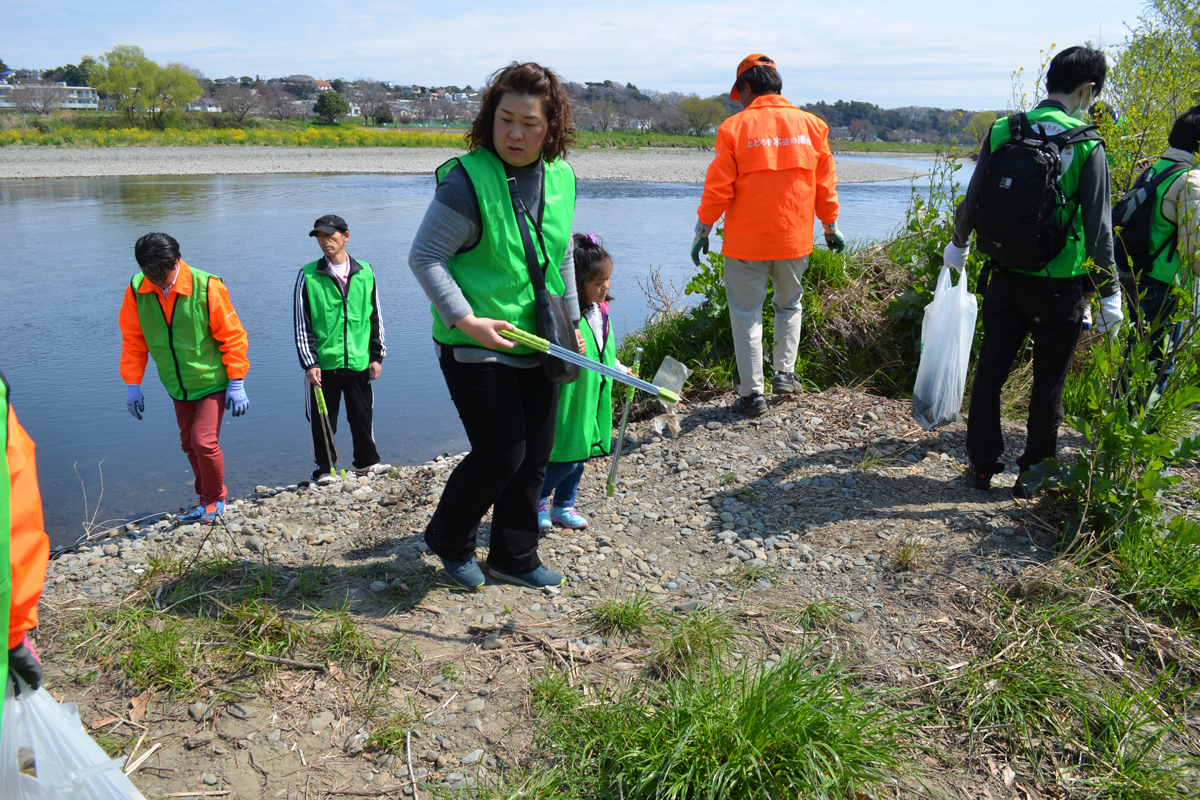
302, 260, 376, 371
549, 308, 615, 463
431, 148, 576, 354
989, 105, 1100, 278
0, 374, 13, 716
1146, 158, 1191, 287
133, 270, 229, 401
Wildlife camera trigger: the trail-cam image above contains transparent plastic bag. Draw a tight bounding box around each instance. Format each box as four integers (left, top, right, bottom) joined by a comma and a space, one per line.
912, 265, 978, 430
1, 677, 147, 800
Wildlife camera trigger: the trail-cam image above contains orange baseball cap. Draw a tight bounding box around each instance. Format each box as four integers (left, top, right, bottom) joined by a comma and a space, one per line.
731, 54, 777, 99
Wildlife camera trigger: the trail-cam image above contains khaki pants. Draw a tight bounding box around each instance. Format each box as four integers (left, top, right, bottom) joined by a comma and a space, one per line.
724, 255, 809, 397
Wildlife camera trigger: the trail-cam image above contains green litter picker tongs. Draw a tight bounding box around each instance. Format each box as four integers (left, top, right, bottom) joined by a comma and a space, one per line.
606, 347, 642, 496
312, 385, 347, 480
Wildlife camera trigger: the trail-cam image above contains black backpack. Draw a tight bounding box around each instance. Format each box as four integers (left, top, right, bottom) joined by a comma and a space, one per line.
1112, 161, 1190, 276
974, 113, 1103, 272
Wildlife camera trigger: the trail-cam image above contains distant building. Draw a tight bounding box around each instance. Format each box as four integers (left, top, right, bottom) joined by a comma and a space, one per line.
0, 82, 98, 110
314, 80, 333, 92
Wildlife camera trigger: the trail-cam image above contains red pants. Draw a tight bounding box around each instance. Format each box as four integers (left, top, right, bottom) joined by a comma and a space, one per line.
173, 392, 227, 505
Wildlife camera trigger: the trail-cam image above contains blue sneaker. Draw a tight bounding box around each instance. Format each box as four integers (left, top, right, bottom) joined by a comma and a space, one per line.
440, 557, 485, 591
551, 505, 588, 530
200, 500, 225, 524
178, 504, 205, 523
488, 564, 565, 590
538, 497, 553, 531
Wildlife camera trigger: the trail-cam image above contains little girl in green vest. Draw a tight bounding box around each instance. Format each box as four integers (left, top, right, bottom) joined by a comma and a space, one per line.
539, 233, 627, 530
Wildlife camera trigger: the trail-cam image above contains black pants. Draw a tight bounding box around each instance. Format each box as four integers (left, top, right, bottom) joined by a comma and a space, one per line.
425, 352, 557, 575
966, 269, 1086, 475
1123, 277, 1184, 403
307, 369, 380, 472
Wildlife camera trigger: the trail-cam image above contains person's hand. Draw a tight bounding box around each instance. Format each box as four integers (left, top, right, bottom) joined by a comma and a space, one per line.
576, 328, 586, 354
225, 379, 249, 417
126, 385, 144, 420
690, 220, 712, 267
943, 241, 969, 272
305, 367, 322, 387
1093, 292, 1125, 335
9, 637, 42, 690
823, 223, 846, 253
455, 314, 516, 350
368, 362, 382, 380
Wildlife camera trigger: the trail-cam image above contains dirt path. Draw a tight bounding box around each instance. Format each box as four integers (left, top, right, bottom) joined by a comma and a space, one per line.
34, 386, 1188, 798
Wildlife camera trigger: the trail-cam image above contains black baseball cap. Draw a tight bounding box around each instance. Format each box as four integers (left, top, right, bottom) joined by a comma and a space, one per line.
309, 214, 349, 236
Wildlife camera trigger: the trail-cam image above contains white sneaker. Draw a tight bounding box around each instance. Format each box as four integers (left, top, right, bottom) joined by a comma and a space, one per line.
356, 463, 392, 477
316, 474, 338, 486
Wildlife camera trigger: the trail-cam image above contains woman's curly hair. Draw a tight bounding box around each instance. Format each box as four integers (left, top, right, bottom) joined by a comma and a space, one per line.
467, 62, 576, 162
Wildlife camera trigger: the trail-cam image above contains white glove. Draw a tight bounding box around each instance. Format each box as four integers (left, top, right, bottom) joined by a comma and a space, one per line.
943, 241, 969, 272
1093, 292, 1124, 334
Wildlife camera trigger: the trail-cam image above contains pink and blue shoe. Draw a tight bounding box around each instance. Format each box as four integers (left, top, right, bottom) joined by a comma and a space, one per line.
551, 505, 588, 530
200, 500, 225, 524
538, 498, 553, 531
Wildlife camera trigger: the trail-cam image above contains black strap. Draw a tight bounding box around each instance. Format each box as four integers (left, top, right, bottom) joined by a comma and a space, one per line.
503, 167, 551, 293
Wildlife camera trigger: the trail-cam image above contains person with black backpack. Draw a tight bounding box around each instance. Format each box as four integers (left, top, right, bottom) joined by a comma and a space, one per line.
942, 46, 1120, 495
1112, 105, 1200, 400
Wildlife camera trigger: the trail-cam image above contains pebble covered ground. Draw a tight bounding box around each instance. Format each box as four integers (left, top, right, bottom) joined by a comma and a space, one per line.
34, 386, 1198, 798
0, 145, 926, 183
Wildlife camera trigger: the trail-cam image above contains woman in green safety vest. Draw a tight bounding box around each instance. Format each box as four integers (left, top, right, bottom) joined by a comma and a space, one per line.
409, 62, 581, 592
1124, 105, 1200, 398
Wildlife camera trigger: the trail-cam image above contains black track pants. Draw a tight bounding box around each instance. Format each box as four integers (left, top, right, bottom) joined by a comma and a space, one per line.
307, 369, 380, 473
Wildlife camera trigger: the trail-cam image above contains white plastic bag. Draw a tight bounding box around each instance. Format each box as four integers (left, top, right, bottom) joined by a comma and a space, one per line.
912, 264, 978, 430
1, 677, 147, 800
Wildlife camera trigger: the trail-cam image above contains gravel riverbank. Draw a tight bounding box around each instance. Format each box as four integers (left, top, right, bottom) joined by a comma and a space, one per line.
35, 385, 1189, 798
0, 146, 926, 183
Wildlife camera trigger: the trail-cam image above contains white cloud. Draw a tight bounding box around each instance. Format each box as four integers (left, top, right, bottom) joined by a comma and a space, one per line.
2, 0, 1142, 109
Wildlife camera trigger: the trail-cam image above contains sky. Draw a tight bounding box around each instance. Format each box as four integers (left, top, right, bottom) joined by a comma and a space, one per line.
4, 0, 1147, 110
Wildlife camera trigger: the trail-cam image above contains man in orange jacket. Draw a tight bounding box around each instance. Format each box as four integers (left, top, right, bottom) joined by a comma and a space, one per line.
693, 54, 843, 416
119, 233, 250, 524
1, 371, 51, 708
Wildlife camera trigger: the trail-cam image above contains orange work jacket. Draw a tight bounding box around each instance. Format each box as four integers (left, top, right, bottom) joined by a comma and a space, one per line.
119, 260, 250, 387
697, 95, 840, 261
7, 403, 49, 649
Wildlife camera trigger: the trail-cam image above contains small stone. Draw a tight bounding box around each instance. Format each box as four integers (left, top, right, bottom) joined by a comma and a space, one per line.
461, 748, 484, 765
185, 732, 214, 750
245, 536, 266, 554
369, 581, 388, 593
202, 773, 218, 786
481, 633, 504, 651
102, 544, 119, 556
306, 711, 336, 733
465, 698, 486, 713
435, 754, 450, 769
864, 411, 879, 422
480, 613, 496, 625
843, 610, 864, 624
673, 599, 703, 613
227, 703, 258, 720
255, 485, 269, 494
188, 702, 210, 722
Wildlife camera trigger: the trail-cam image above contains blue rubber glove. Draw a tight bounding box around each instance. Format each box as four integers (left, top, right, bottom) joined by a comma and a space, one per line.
126, 385, 144, 420
225, 379, 249, 417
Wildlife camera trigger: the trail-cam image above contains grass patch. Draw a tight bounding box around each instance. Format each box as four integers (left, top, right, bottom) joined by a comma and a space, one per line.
647, 607, 735, 678
365, 709, 420, 755
587, 590, 658, 638
894, 536, 929, 570
539, 648, 915, 799
783, 598, 854, 633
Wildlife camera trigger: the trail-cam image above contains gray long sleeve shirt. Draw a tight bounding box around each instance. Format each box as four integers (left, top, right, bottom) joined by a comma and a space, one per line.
953, 100, 1116, 295
409, 155, 579, 366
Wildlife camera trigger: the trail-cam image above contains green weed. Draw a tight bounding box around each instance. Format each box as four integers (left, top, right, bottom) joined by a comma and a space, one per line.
647, 608, 735, 678
894, 536, 928, 570
588, 590, 659, 638
784, 598, 854, 633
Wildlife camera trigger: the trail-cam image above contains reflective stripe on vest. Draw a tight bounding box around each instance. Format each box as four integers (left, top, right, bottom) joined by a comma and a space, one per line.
549, 310, 615, 463
989, 105, 1099, 278
133, 270, 229, 401
0, 374, 13, 714
431, 148, 576, 354
302, 260, 375, 371
1147, 158, 1190, 287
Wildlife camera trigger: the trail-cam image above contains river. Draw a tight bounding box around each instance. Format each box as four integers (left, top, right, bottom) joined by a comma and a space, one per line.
0, 154, 968, 548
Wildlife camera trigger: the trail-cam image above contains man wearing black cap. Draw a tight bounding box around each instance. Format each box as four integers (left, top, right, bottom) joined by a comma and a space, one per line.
294, 214, 388, 482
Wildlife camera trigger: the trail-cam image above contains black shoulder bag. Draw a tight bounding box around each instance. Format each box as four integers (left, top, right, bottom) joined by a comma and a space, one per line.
504, 169, 580, 384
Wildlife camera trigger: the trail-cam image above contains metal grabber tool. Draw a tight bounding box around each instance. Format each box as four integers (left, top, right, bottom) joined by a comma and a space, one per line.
606, 347, 642, 497
312, 385, 345, 479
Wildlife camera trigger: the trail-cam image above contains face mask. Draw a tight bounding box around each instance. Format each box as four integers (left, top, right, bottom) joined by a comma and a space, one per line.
1072, 89, 1093, 121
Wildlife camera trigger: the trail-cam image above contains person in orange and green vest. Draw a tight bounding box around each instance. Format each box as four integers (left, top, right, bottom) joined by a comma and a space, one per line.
119, 233, 250, 524
0, 370, 51, 709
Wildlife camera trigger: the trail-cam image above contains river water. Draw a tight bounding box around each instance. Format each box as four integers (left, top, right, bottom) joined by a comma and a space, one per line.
0, 154, 965, 548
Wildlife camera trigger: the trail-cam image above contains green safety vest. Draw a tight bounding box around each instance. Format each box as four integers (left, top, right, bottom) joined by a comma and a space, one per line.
302, 259, 376, 371
0, 374, 12, 717
1146, 157, 1191, 287
133, 270, 229, 402
431, 148, 576, 355
549, 308, 615, 463
990, 105, 1100, 279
